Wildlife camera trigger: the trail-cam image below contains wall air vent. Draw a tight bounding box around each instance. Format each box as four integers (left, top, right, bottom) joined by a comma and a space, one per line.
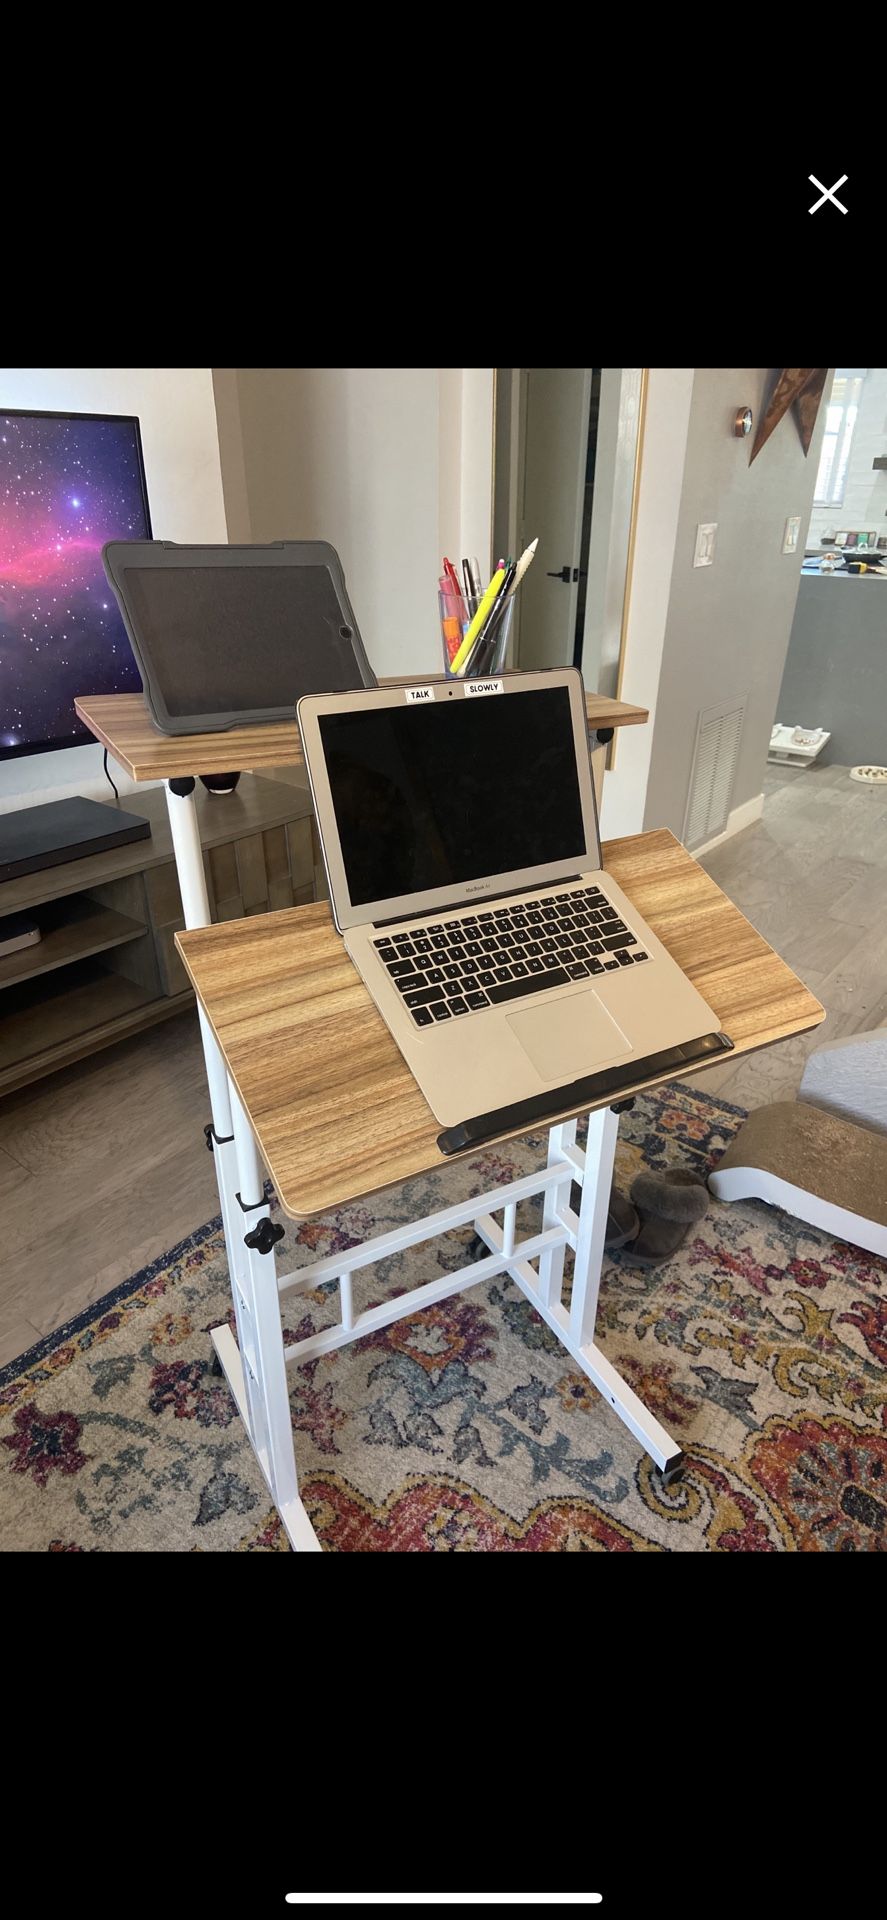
682, 697, 746, 849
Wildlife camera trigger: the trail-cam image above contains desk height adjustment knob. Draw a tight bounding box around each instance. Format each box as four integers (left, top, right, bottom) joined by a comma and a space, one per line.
244, 1217, 285, 1256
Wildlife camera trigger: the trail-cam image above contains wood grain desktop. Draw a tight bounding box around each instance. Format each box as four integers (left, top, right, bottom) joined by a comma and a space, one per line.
176, 830, 825, 1220
75, 689, 650, 784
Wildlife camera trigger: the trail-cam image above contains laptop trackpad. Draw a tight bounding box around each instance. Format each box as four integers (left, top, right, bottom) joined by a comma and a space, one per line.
507, 990, 632, 1084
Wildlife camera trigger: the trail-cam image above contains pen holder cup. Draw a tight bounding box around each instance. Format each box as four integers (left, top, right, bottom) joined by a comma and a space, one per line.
439, 588, 515, 680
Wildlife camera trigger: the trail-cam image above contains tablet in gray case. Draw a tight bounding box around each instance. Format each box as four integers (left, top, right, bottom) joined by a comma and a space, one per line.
102, 539, 376, 735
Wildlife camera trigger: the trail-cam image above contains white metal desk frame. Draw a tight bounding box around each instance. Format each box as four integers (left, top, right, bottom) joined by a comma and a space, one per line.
164, 741, 683, 1556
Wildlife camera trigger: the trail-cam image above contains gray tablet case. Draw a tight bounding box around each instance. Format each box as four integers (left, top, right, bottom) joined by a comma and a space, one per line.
102, 539, 376, 735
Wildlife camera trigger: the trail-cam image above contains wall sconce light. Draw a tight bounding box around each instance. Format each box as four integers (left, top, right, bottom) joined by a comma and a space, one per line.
733, 407, 754, 438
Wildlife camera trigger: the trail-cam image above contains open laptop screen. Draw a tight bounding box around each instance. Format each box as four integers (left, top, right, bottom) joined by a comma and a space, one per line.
318, 685, 586, 908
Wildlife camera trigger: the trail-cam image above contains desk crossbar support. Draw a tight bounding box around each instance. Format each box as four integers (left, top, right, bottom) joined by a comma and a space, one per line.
474, 1224, 679, 1471
569, 1106, 619, 1344
207, 1063, 682, 1549
469, 1106, 680, 1471
283, 1225, 564, 1368
275, 1159, 575, 1295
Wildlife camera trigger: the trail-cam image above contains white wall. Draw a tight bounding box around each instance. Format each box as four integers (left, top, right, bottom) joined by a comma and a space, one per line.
807, 367, 887, 547
0, 368, 227, 813
212, 366, 252, 543
216, 368, 495, 682
598, 369, 695, 842
458, 369, 496, 569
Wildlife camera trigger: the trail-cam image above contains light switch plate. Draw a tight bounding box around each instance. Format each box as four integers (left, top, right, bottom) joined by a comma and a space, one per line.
694, 523, 717, 567
783, 515, 801, 554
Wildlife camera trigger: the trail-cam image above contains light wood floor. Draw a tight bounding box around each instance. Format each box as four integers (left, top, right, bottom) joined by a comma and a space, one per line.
0, 1015, 219, 1368
1, 759, 885, 1371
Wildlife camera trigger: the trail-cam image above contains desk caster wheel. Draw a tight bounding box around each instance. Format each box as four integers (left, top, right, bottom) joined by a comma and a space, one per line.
209, 1349, 224, 1378
468, 1233, 485, 1261
660, 1451, 685, 1489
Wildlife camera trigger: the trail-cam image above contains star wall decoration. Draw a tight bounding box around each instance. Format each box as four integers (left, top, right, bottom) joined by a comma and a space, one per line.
749, 368, 830, 464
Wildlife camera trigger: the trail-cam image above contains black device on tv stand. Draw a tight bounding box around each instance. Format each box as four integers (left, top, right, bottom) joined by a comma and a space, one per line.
0, 796, 150, 885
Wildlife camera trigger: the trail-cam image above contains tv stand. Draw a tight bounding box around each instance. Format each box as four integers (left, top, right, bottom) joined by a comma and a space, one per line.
0, 773, 317, 1096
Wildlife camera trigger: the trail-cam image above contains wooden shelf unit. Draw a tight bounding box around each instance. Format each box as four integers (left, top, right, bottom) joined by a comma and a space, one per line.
0, 898, 146, 990
0, 773, 316, 1096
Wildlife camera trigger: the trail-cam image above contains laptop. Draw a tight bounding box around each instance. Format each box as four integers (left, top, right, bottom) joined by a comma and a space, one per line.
298, 670, 732, 1150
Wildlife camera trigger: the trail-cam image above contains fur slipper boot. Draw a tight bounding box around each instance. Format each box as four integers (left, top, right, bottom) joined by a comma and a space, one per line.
623, 1167, 709, 1268
604, 1188, 639, 1251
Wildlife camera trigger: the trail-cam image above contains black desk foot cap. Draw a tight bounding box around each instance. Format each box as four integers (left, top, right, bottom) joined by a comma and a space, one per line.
660, 1450, 685, 1488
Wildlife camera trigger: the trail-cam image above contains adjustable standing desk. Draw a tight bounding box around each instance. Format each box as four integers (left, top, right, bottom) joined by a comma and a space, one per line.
172, 838, 822, 1552
76, 691, 823, 1553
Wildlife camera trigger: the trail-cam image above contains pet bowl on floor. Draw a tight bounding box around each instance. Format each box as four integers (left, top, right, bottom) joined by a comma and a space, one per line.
849, 765, 887, 784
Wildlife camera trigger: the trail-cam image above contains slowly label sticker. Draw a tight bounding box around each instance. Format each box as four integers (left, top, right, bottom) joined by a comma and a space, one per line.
405, 686, 436, 703
464, 679, 504, 697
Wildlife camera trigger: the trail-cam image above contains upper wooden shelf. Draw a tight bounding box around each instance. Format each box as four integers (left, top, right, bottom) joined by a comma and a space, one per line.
74, 686, 649, 784
176, 829, 825, 1221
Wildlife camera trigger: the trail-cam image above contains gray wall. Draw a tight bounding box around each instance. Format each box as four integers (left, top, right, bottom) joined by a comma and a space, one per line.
643, 367, 829, 836
777, 574, 887, 765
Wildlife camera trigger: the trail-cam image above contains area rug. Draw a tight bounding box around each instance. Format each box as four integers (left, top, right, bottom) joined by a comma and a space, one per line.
2, 1081, 886, 1552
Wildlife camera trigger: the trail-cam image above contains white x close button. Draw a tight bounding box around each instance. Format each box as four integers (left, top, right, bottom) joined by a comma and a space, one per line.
809, 174, 848, 214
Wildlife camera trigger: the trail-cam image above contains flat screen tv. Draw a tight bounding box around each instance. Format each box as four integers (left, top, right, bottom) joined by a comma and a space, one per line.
0, 408, 152, 759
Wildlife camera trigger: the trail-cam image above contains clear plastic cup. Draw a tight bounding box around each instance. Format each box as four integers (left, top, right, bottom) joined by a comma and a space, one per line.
439, 588, 464, 676
439, 587, 515, 679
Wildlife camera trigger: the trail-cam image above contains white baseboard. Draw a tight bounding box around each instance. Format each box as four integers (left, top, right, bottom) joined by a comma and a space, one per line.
692, 791, 764, 859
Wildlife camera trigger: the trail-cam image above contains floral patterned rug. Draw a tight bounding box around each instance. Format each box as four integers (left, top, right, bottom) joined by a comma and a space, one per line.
2, 1080, 886, 1552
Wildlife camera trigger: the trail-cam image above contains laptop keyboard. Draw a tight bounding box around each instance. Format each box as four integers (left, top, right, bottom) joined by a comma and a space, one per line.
371, 883, 650, 1028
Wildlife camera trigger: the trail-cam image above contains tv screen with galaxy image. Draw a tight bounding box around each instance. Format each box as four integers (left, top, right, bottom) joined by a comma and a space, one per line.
0, 409, 152, 759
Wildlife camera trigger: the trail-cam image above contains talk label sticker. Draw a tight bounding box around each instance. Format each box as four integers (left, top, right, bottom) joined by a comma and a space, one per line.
405, 686, 436, 703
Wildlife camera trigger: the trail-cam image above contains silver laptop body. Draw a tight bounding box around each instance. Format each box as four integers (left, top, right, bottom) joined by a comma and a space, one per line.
298, 670, 725, 1134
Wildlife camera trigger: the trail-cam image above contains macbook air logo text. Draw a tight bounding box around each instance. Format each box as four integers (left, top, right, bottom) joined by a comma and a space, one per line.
465, 881, 491, 892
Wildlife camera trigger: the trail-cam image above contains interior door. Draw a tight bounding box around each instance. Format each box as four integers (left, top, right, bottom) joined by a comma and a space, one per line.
517, 368, 592, 669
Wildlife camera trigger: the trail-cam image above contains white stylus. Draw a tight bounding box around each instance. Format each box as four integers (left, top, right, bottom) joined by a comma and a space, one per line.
507, 537, 539, 595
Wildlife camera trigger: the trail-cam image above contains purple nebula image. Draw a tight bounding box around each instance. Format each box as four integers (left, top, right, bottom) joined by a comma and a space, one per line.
0, 411, 151, 755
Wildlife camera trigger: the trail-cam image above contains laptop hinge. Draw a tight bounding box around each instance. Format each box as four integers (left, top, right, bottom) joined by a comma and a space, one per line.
373, 874, 585, 930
